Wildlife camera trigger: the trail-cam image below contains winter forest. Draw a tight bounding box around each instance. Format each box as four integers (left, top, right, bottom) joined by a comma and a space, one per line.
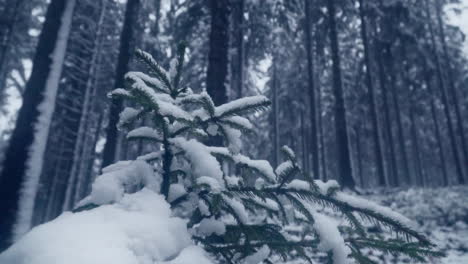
0, 0, 468, 263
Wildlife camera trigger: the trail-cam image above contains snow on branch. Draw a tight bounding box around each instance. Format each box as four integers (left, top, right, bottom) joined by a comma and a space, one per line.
77, 160, 160, 207
215, 95, 270, 118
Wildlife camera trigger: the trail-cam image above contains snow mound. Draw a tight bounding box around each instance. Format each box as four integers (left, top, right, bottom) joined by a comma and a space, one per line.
0, 189, 212, 264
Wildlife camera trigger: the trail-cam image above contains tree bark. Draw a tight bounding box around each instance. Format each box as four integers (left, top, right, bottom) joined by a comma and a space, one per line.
231, 0, 244, 99
304, 0, 319, 180
101, 0, 141, 168
434, 0, 468, 178
0, 0, 70, 250
358, 0, 386, 186
206, 0, 229, 106
424, 0, 465, 184
326, 0, 355, 188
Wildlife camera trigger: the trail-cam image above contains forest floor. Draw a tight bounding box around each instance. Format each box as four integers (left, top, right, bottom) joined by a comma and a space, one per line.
364, 186, 468, 263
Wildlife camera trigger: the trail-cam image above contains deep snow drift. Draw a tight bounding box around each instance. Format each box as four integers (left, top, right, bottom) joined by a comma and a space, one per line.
0, 189, 212, 264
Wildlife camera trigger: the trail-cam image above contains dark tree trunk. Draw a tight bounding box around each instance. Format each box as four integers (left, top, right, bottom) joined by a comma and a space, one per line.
326, 0, 355, 188
424, 0, 465, 184
231, 0, 244, 99
376, 46, 399, 186
272, 59, 280, 167
304, 0, 319, 180
423, 62, 449, 186
358, 0, 386, 186
434, 0, 468, 178
101, 0, 141, 168
355, 125, 364, 188
385, 45, 411, 185
315, 33, 328, 181
0, 0, 69, 250
206, 0, 229, 106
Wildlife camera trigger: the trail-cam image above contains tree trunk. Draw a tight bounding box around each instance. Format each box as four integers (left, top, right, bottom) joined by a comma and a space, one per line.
101, 0, 141, 168
231, 0, 244, 99
304, 0, 319, 180
315, 32, 328, 181
272, 59, 280, 167
0, 0, 73, 249
423, 62, 449, 186
424, 0, 465, 184
326, 0, 355, 188
358, 0, 386, 186
434, 0, 468, 178
206, 0, 229, 106
385, 44, 411, 185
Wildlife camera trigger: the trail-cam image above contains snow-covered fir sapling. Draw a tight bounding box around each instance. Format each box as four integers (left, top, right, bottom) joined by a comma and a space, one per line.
79, 43, 442, 263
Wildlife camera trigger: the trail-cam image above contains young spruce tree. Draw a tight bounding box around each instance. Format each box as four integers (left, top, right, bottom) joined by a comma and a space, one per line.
80, 43, 442, 264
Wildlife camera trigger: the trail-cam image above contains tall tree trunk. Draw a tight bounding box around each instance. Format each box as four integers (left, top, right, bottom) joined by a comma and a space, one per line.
231, 0, 244, 98
326, 0, 355, 188
409, 102, 425, 186
101, 0, 141, 168
0, 0, 74, 250
423, 62, 449, 186
358, 0, 386, 186
304, 0, 319, 180
424, 0, 465, 184
206, 0, 229, 106
385, 45, 411, 185
315, 32, 328, 181
355, 125, 364, 188
434, 0, 468, 178
272, 59, 280, 167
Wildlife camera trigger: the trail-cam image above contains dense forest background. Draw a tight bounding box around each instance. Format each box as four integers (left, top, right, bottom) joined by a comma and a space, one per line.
0, 0, 468, 260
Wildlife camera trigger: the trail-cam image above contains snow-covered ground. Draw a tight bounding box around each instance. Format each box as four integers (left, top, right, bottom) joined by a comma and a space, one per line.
365, 186, 468, 264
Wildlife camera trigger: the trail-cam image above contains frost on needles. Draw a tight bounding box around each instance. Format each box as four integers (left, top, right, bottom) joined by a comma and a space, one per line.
3, 43, 443, 264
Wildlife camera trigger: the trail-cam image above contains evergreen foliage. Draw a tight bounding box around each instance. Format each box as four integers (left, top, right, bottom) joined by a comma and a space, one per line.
97, 44, 442, 263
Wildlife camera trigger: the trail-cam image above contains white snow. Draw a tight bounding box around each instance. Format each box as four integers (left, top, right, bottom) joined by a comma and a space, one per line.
13, 0, 76, 241
170, 137, 224, 185
198, 200, 211, 216
275, 160, 293, 176
197, 217, 226, 236
118, 107, 142, 129
197, 176, 223, 193
126, 71, 169, 93
0, 189, 213, 264
281, 146, 295, 159
129, 75, 192, 122
162, 246, 212, 264
286, 179, 310, 191
252, 197, 279, 211
221, 125, 242, 153
108, 88, 131, 98
169, 58, 178, 82
215, 95, 269, 117
206, 124, 219, 136
77, 160, 159, 206
137, 151, 162, 161
313, 211, 351, 264
225, 175, 242, 187
335, 192, 416, 229
168, 183, 187, 203
224, 116, 253, 130
222, 195, 249, 224
315, 180, 339, 195
234, 154, 276, 181
127, 126, 162, 141
242, 245, 270, 264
